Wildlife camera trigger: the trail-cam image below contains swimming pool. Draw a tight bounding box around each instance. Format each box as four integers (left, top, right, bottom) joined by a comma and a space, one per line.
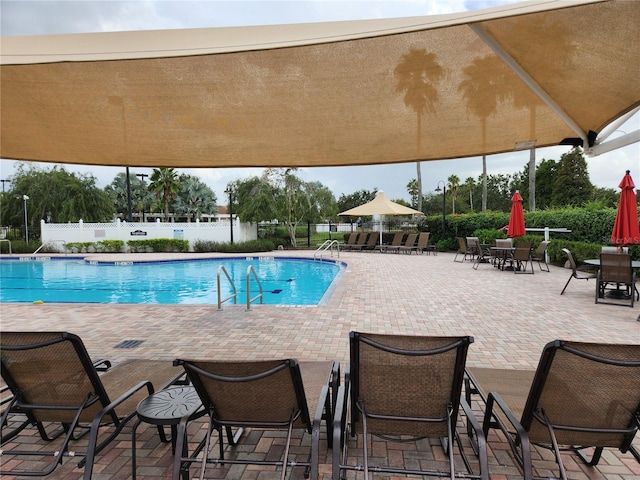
0, 257, 344, 305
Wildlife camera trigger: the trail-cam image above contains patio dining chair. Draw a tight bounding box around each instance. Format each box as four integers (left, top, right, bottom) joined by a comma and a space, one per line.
454, 236, 473, 262
333, 332, 488, 480
172, 358, 339, 480
0, 331, 184, 479
531, 240, 550, 272
560, 248, 597, 295
595, 252, 638, 307
511, 240, 534, 274
465, 340, 640, 480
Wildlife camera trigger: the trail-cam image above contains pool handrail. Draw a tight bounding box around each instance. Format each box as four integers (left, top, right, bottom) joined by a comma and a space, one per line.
246, 265, 263, 310
314, 239, 340, 260
217, 265, 237, 310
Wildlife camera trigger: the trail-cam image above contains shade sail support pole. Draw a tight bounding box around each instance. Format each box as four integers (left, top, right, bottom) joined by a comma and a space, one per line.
469, 23, 587, 145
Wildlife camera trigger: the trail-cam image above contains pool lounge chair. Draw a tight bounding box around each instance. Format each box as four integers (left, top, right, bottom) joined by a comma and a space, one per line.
343, 232, 368, 251
0, 331, 184, 479
172, 358, 339, 480
405, 231, 430, 254
466, 340, 640, 480
333, 332, 488, 480
397, 232, 418, 254
360, 231, 380, 251
375, 231, 404, 253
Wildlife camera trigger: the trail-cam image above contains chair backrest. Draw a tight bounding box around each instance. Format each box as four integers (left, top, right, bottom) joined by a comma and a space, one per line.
390, 232, 404, 246
521, 340, 640, 449
345, 233, 357, 244
176, 358, 313, 431
602, 246, 629, 254
366, 232, 379, 246
466, 237, 481, 255
562, 248, 578, 274
349, 332, 473, 437
456, 237, 467, 253
599, 253, 633, 283
416, 232, 430, 248
403, 233, 418, 247
495, 238, 513, 248
512, 241, 532, 261
0, 331, 114, 424
357, 233, 368, 245
534, 241, 549, 258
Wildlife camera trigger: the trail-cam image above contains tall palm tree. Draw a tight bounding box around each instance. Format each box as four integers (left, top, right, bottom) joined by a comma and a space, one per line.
464, 176, 475, 211
394, 48, 445, 212
458, 55, 510, 212
447, 174, 460, 214
149, 167, 180, 221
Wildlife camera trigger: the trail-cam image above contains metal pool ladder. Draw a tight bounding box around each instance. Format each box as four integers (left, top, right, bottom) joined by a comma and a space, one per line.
217, 265, 263, 310
314, 239, 340, 260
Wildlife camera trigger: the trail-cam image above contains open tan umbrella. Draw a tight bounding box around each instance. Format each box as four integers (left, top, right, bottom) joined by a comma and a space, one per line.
339, 191, 422, 244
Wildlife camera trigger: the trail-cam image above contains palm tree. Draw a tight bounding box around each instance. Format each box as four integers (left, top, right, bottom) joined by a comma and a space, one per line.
447, 174, 460, 214
464, 176, 475, 211
394, 48, 445, 212
175, 175, 216, 221
458, 55, 510, 212
149, 167, 180, 221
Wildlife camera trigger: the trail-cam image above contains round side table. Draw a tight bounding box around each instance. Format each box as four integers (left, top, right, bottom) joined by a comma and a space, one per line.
132, 386, 204, 479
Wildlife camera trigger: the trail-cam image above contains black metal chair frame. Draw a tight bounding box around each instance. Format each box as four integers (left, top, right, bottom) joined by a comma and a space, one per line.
172, 358, 339, 480
333, 332, 488, 480
466, 340, 640, 480
560, 248, 597, 295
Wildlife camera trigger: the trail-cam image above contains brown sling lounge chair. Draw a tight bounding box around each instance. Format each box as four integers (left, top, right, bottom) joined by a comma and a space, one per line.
466, 340, 640, 480
172, 358, 339, 480
0, 331, 184, 479
333, 332, 489, 480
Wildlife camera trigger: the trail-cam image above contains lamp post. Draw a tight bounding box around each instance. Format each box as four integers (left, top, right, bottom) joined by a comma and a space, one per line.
224, 187, 234, 244
21, 194, 29, 244
136, 173, 149, 222
125, 167, 133, 222
435, 181, 446, 239
1, 179, 9, 193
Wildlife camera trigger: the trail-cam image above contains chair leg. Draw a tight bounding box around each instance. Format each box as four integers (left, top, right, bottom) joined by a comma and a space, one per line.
560, 276, 573, 295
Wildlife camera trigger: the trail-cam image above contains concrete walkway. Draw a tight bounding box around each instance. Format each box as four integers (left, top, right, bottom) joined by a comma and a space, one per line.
1, 249, 638, 479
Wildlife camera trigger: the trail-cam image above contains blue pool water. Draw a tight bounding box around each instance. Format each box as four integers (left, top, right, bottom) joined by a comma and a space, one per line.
0, 257, 344, 305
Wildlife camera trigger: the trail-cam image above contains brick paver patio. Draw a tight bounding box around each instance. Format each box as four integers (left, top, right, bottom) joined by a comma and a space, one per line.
1, 249, 638, 479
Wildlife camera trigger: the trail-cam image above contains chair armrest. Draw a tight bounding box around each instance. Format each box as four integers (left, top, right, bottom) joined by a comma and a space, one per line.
92, 359, 112, 372
459, 396, 488, 476
484, 391, 534, 478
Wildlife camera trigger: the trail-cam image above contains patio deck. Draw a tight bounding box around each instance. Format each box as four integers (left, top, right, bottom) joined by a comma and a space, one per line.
1, 249, 638, 479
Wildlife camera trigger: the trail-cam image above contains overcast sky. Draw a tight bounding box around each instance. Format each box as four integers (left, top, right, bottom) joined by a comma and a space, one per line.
1, 0, 639, 204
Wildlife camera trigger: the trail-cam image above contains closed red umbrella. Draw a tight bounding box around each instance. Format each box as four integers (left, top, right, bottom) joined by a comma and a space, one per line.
507, 190, 526, 238
610, 170, 640, 247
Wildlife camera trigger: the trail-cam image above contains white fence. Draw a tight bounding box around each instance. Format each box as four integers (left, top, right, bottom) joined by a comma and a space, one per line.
40, 218, 256, 252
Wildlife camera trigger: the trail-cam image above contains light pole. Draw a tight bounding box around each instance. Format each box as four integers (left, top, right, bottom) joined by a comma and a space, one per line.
435, 181, 446, 239
136, 173, 149, 222
224, 187, 234, 244
21, 194, 29, 243
1, 179, 9, 193
125, 167, 133, 222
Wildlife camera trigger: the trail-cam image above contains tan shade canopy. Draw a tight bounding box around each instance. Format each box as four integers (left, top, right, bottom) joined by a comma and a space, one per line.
1, 0, 639, 169
339, 191, 422, 217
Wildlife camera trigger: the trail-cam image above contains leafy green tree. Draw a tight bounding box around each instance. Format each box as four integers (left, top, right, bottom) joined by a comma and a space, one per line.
532, 158, 558, 209
395, 48, 445, 212
483, 173, 513, 212
551, 148, 593, 207
234, 169, 336, 247
447, 174, 460, 214
174, 174, 217, 221
336, 189, 378, 216
591, 186, 619, 209
1, 163, 114, 239
149, 168, 181, 221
